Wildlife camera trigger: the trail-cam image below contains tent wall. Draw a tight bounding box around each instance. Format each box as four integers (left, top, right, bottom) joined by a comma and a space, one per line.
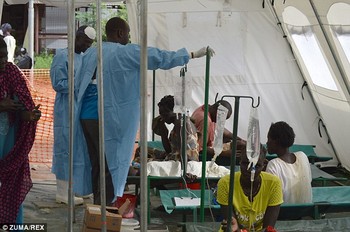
127, 0, 344, 169
4, 0, 348, 170
274, 0, 350, 171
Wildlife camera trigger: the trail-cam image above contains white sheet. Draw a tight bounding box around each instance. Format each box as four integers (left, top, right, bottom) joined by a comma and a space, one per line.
147, 161, 230, 177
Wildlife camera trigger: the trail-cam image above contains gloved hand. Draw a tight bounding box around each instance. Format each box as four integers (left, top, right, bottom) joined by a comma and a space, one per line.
190, 46, 215, 59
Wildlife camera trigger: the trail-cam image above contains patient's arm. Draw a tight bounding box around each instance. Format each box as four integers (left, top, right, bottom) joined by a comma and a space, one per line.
160, 134, 171, 154
220, 205, 239, 232
152, 116, 171, 154
263, 205, 280, 229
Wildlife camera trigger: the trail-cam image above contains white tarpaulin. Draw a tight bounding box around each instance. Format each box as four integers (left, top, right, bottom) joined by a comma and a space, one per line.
2, 0, 350, 171
127, 0, 350, 171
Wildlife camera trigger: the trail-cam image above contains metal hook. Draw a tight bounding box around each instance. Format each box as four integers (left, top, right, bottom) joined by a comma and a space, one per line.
215, 93, 219, 102
252, 96, 260, 108
180, 65, 187, 77
221, 95, 260, 108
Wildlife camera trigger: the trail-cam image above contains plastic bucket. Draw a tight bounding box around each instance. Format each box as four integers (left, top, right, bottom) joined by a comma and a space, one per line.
121, 218, 139, 231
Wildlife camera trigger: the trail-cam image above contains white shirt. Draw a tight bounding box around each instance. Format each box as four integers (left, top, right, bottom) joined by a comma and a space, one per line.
266, 151, 312, 204
4, 35, 16, 63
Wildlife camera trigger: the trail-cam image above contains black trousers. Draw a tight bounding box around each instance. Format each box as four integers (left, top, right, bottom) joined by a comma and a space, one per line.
80, 119, 114, 205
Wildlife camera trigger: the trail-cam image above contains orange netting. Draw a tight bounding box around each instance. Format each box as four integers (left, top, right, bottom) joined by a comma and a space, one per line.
21, 69, 138, 165
22, 69, 55, 163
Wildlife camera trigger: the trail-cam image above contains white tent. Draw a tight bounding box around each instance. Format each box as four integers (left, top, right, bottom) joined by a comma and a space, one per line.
125, 0, 350, 172
2, 0, 349, 171
2, 0, 350, 231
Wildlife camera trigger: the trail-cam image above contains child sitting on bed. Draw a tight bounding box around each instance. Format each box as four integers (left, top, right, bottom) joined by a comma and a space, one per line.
265, 121, 312, 204
217, 144, 283, 232
152, 95, 199, 162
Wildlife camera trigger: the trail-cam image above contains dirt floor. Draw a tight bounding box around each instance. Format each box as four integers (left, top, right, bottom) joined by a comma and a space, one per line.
25, 163, 195, 232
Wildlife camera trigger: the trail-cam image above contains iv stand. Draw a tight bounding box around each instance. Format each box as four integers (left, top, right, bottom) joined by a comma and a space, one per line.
180, 66, 187, 176
199, 47, 212, 221
221, 95, 260, 232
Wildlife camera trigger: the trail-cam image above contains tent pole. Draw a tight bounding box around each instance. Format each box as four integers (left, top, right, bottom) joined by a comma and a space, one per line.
140, 0, 149, 231
152, 70, 155, 141
67, 0, 75, 231
95, 0, 107, 231
0, 0, 3, 22
28, 0, 34, 70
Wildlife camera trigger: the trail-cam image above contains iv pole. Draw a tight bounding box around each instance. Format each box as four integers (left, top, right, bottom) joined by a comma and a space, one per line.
221, 95, 260, 232
180, 66, 187, 176
199, 47, 212, 221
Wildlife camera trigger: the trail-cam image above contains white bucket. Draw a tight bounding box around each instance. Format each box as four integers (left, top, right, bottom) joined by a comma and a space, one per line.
121, 218, 139, 232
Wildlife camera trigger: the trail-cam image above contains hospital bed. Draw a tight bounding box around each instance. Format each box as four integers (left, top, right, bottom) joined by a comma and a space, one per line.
159, 186, 350, 225
310, 163, 347, 186
184, 216, 350, 232
266, 144, 333, 164
145, 142, 333, 164
126, 162, 232, 223
128, 142, 345, 222
279, 186, 350, 219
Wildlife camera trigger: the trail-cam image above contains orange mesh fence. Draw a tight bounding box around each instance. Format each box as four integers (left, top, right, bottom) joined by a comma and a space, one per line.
22, 69, 55, 164
21, 69, 139, 165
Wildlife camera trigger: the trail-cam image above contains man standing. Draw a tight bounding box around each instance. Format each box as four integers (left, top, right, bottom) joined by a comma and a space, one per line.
76, 17, 214, 205
1, 23, 16, 63
50, 25, 96, 205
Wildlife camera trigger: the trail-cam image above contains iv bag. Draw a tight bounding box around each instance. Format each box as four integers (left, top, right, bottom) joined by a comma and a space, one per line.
174, 69, 190, 114
246, 107, 260, 170
213, 104, 229, 157
186, 111, 198, 151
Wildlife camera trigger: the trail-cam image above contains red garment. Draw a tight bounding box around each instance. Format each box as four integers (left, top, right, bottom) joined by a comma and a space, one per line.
0, 63, 37, 223
191, 105, 215, 151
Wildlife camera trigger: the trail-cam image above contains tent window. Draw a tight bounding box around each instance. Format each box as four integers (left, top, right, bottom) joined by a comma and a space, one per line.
328, 3, 350, 85
332, 26, 350, 66
283, 6, 338, 91
288, 25, 338, 91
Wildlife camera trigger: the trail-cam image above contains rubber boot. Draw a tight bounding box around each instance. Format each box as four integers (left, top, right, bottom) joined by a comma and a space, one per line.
55, 179, 84, 205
